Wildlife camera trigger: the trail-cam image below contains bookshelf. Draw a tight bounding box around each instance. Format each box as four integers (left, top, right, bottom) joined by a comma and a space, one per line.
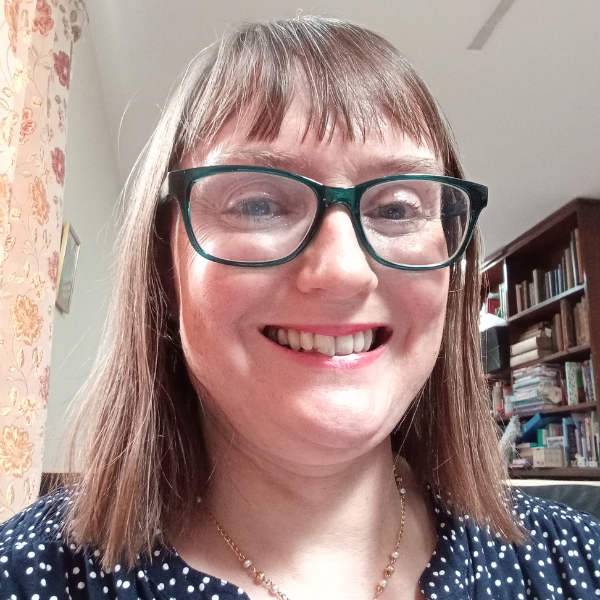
482, 198, 600, 480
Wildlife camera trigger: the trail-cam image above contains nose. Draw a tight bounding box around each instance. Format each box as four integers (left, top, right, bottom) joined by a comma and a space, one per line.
294, 206, 378, 298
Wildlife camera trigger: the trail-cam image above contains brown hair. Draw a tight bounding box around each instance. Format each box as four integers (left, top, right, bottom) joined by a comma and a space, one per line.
66, 16, 521, 569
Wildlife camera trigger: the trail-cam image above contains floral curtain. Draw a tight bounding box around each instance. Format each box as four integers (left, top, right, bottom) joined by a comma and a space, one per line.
0, 0, 85, 521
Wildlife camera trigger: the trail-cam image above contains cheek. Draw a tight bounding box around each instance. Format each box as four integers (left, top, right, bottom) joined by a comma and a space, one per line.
175, 254, 272, 374
388, 269, 449, 354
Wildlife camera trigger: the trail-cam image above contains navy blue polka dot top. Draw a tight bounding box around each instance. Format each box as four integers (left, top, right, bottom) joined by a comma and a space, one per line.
1, 488, 599, 599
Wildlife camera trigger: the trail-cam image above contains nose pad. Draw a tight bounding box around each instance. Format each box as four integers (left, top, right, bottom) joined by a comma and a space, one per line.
295, 206, 378, 297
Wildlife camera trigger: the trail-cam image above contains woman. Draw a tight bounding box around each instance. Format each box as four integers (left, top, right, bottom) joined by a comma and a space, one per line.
1, 16, 599, 600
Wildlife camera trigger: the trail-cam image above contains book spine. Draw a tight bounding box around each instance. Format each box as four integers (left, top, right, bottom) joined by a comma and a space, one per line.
561, 418, 570, 467
553, 313, 564, 352
573, 301, 582, 346
521, 279, 529, 309
515, 284, 523, 313
586, 415, 597, 462
574, 228, 584, 284
565, 362, 579, 405
570, 231, 579, 286
581, 296, 590, 344
557, 264, 564, 294
532, 268, 544, 304
560, 299, 575, 348
565, 247, 574, 290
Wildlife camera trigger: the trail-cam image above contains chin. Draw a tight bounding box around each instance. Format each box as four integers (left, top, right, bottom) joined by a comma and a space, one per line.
281, 390, 407, 455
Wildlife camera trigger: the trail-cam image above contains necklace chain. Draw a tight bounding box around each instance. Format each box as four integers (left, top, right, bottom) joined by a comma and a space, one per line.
209, 467, 406, 600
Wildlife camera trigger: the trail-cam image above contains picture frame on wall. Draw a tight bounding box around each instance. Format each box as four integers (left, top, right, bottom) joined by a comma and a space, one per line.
56, 222, 81, 314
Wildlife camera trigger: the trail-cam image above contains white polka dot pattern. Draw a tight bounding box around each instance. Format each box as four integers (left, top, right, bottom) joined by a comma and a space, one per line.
0, 488, 599, 599
419, 489, 600, 599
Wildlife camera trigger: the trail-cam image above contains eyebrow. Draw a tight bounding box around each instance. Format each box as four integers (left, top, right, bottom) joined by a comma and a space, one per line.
359, 156, 444, 178
204, 148, 444, 180
204, 148, 312, 172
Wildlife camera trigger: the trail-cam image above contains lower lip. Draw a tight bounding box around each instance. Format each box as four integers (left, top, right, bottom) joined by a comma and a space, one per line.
268, 339, 386, 369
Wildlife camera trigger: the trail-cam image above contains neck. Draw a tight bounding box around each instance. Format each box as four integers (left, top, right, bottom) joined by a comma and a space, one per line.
176, 425, 434, 600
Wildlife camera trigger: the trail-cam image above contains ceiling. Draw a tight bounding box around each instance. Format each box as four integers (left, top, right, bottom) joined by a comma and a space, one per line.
82, 0, 600, 256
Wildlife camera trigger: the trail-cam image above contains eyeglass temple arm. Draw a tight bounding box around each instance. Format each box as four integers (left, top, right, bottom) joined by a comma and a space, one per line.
159, 177, 170, 203
441, 198, 469, 219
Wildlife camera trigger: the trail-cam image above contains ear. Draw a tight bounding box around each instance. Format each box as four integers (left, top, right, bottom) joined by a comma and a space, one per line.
154, 202, 180, 322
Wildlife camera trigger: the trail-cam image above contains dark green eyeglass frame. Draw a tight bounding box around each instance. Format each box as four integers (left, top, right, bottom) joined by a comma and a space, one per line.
160, 165, 488, 271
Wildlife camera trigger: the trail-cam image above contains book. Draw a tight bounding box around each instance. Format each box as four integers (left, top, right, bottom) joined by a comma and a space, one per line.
553, 313, 564, 352
570, 231, 580, 287
512, 375, 558, 390
532, 268, 544, 305
546, 435, 565, 448
515, 283, 523, 313
518, 413, 562, 444
583, 360, 595, 402
485, 294, 500, 315
574, 228, 584, 284
560, 299, 575, 348
512, 363, 561, 379
564, 362, 580, 405
562, 417, 578, 466
509, 347, 554, 368
510, 335, 554, 357
521, 279, 529, 310
519, 323, 552, 342
564, 246, 574, 290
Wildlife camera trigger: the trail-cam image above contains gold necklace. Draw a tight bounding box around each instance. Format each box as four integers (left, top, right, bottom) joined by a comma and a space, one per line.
209, 467, 406, 600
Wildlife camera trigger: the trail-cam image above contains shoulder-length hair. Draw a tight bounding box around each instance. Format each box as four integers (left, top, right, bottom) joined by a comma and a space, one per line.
66, 16, 521, 569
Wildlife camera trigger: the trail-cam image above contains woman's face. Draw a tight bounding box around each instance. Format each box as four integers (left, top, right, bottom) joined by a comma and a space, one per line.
171, 100, 450, 468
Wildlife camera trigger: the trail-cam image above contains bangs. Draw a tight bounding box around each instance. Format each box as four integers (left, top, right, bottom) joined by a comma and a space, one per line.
176, 18, 457, 171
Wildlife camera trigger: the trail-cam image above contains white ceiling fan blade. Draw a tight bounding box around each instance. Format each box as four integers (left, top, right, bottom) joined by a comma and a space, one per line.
468, 0, 516, 50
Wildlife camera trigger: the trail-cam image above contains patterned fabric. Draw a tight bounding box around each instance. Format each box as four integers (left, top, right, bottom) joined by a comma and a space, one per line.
0, 0, 86, 519
0, 488, 599, 599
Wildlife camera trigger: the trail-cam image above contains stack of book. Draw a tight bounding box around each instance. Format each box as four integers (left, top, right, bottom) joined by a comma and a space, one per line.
514, 228, 583, 313
509, 323, 555, 367
511, 364, 562, 414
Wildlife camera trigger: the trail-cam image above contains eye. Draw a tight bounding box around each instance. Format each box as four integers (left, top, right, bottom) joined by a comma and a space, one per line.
236, 197, 278, 218
374, 203, 415, 221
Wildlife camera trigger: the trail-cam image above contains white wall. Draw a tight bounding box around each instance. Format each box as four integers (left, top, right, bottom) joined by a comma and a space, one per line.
43, 31, 121, 471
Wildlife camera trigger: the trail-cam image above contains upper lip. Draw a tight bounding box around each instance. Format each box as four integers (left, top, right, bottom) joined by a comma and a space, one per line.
262, 324, 386, 336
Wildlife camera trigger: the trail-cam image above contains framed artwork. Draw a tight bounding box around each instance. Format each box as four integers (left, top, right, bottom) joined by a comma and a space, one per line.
55, 222, 81, 314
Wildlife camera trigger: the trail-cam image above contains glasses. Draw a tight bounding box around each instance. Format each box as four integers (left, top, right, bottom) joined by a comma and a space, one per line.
160, 166, 487, 271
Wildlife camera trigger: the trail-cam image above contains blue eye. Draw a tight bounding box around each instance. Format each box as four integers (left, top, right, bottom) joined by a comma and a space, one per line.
238, 198, 277, 218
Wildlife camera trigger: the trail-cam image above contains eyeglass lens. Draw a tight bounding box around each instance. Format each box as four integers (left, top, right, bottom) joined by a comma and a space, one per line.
188, 172, 470, 266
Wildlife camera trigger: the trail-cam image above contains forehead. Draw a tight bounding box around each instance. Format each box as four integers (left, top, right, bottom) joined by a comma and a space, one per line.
181, 98, 442, 184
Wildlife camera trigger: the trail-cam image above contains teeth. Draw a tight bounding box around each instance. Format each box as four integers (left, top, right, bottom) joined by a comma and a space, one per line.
335, 335, 354, 356
287, 328, 301, 351
314, 334, 335, 356
353, 331, 365, 353
267, 327, 377, 356
277, 328, 288, 346
363, 329, 373, 351
300, 331, 313, 351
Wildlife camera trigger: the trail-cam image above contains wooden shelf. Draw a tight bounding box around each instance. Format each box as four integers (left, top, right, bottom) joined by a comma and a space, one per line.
485, 368, 511, 380
507, 284, 585, 326
495, 402, 597, 423
509, 343, 591, 371
482, 199, 600, 483
509, 467, 600, 480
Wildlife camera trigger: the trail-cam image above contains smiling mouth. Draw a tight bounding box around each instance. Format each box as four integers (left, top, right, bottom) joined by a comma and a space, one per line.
262, 326, 390, 357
